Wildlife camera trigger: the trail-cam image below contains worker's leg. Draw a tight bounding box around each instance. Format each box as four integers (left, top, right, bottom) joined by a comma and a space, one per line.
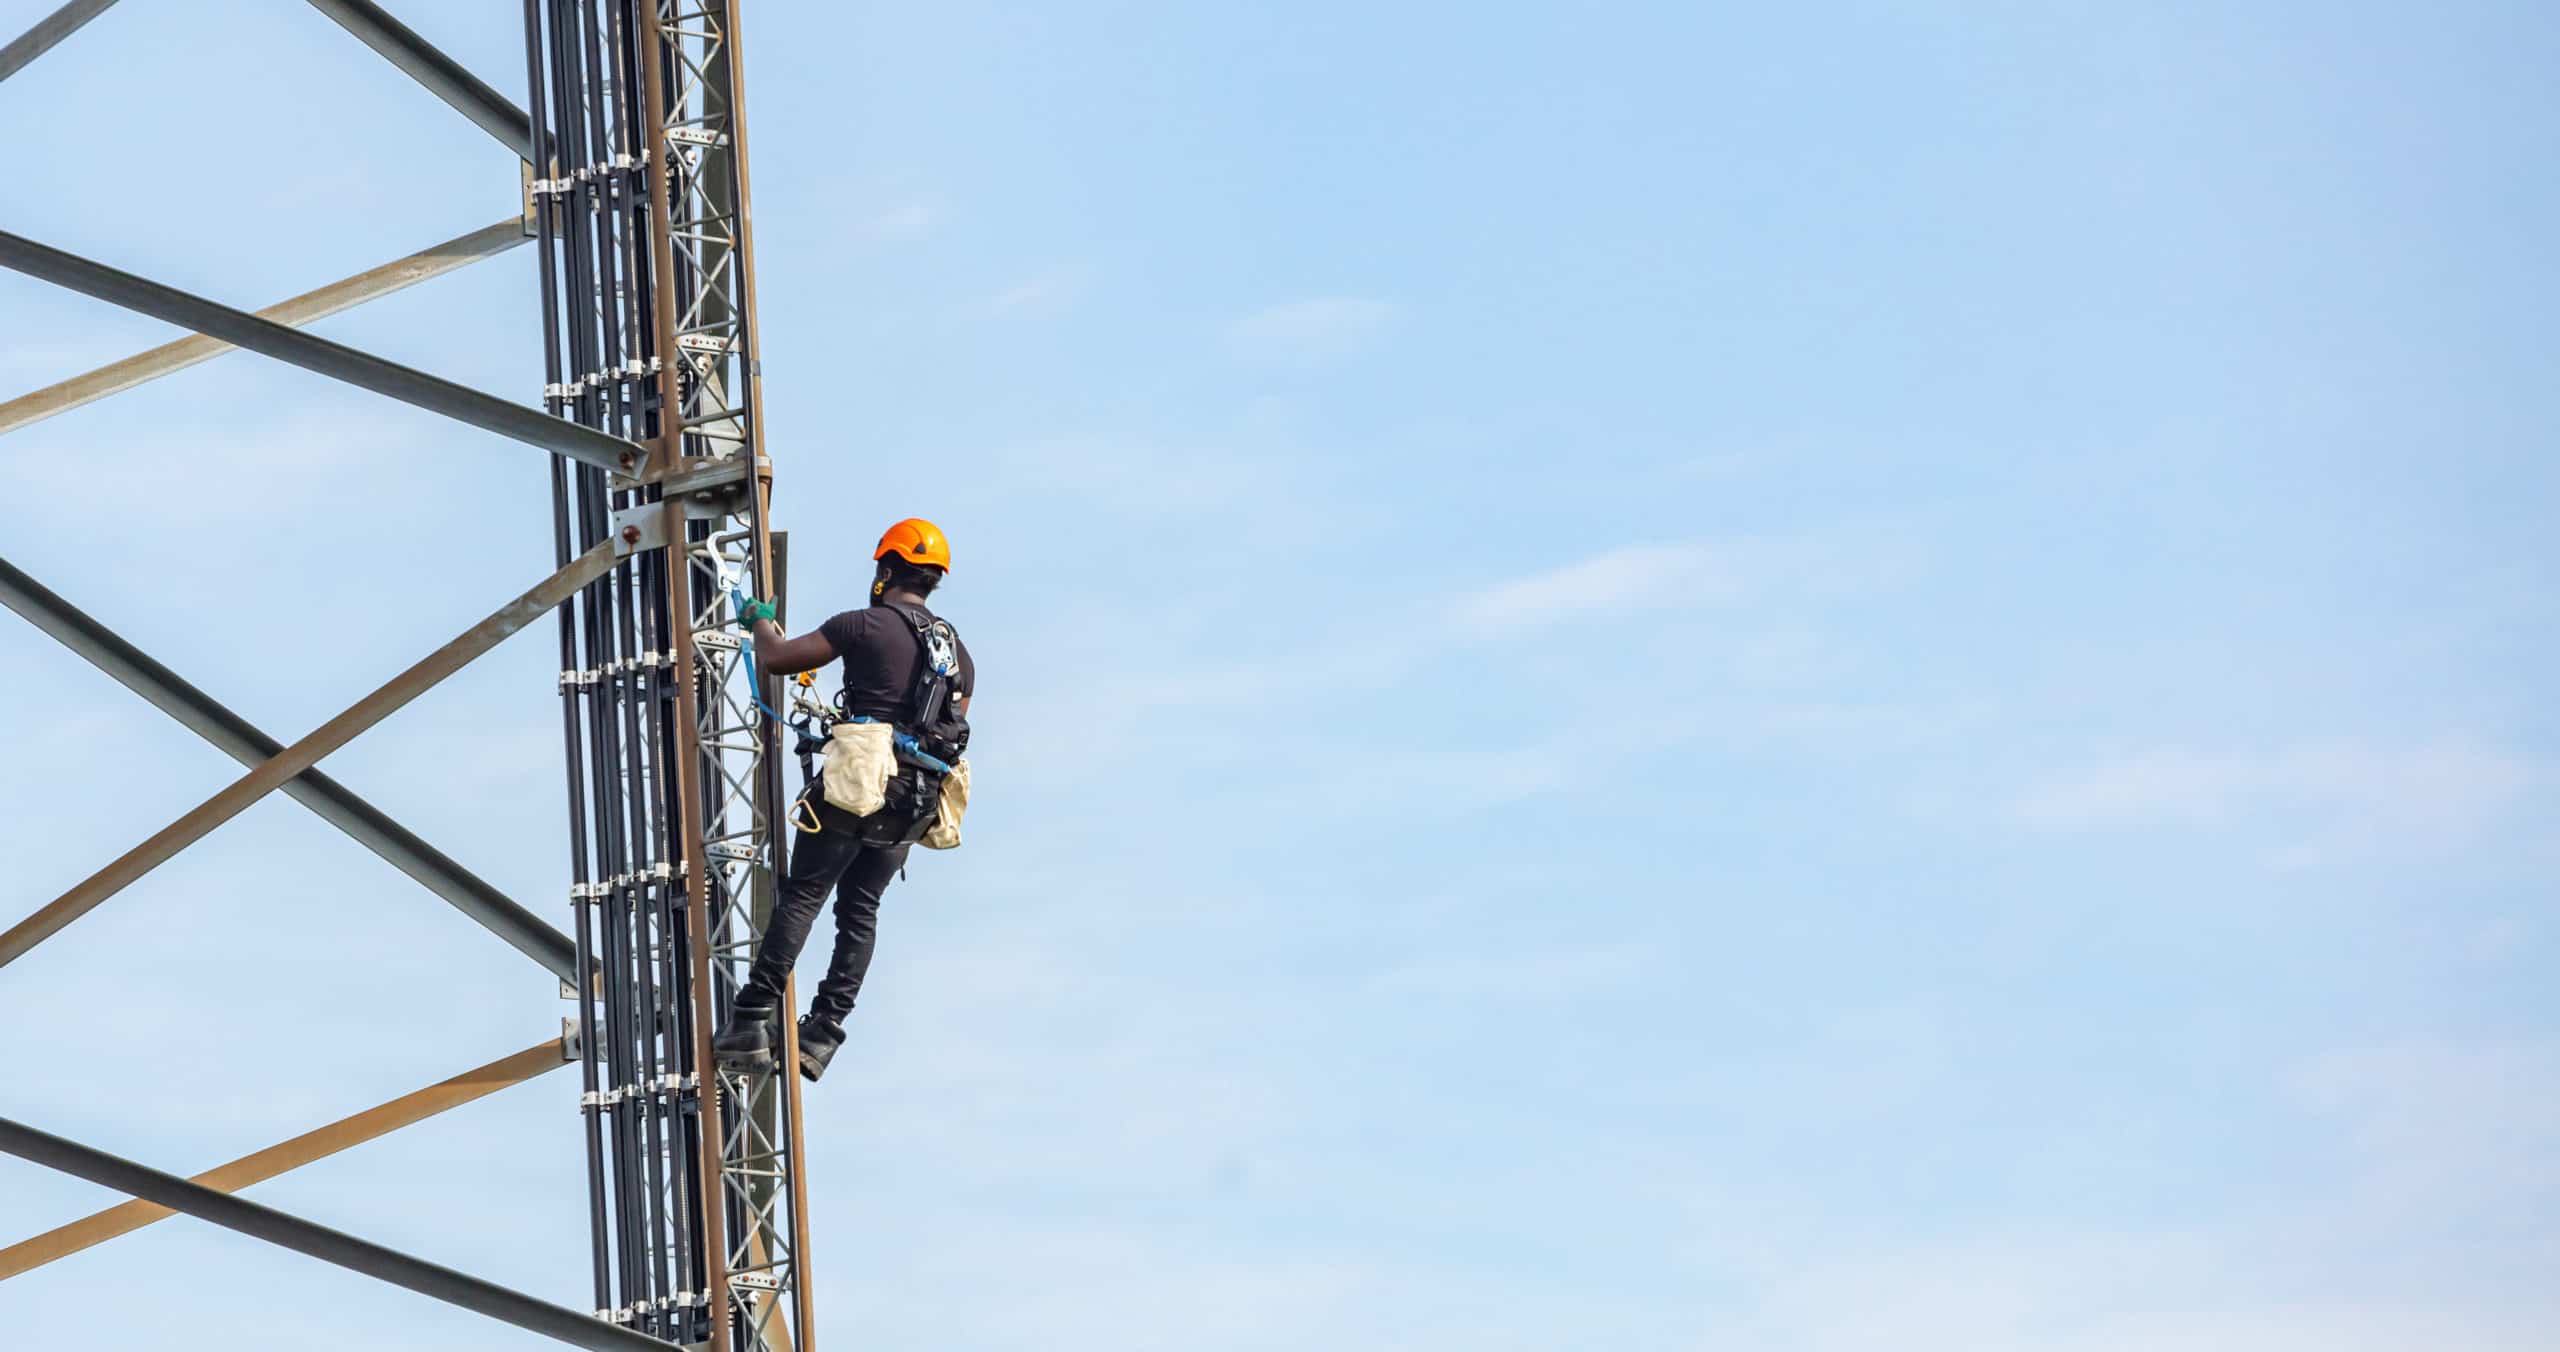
735, 801, 869, 1013
806, 841, 912, 1029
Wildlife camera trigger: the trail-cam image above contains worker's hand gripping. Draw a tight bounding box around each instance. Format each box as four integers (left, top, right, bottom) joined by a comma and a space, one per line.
732, 594, 776, 629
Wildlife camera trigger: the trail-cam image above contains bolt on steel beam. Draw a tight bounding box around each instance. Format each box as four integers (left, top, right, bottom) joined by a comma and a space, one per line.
0, 555, 577, 981
0, 216, 531, 438
302, 0, 533, 158
0, 228, 646, 476
0, 538, 620, 969
0, 1039, 568, 1280
0, 0, 118, 84
0, 1116, 670, 1352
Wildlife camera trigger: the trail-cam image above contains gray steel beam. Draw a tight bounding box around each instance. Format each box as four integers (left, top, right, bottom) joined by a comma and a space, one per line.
0, 556, 577, 982
0, 540, 619, 969
0, 0, 117, 84
0, 217, 530, 438
303, 0, 533, 158
0, 1116, 668, 1352
0, 229, 646, 476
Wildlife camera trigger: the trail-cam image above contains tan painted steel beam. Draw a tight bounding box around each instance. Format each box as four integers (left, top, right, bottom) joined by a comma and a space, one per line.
0, 217, 529, 439
0, 538, 619, 968
0, 1039, 566, 1280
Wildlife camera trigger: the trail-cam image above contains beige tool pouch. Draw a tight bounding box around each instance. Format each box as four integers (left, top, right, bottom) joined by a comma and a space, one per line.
819, 721, 895, 816
920, 757, 971, 850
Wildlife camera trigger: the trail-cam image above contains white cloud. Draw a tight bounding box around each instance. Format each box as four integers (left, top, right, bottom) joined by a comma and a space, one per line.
1733, 1236, 2560, 1352
1447, 525, 1921, 641
1701, 1038, 2560, 1352
1371, 945, 1653, 1001
866, 200, 939, 240
1228, 296, 1397, 363
2291, 1039, 2560, 1211
2013, 736, 2535, 845
0, 404, 385, 525
1452, 541, 1732, 636
982, 266, 1092, 316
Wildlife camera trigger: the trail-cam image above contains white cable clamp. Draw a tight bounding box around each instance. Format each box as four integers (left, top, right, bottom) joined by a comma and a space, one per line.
532, 176, 573, 197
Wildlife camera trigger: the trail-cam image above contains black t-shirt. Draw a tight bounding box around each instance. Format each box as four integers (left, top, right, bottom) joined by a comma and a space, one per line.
817, 603, 975, 722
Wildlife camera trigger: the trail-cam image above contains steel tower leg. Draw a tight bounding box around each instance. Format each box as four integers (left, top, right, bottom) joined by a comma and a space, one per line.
525, 1, 805, 1345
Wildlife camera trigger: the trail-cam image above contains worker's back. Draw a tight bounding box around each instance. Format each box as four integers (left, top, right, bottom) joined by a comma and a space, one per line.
816, 600, 975, 724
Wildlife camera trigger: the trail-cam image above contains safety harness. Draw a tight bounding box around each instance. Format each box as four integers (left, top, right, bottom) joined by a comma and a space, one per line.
873, 601, 970, 766
787, 602, 967, 845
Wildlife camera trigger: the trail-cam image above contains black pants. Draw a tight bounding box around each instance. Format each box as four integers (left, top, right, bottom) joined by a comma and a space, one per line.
736, 797, 910, 1028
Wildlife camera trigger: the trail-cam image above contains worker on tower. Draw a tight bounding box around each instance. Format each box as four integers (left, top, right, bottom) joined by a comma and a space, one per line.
711, 517, 975, 1082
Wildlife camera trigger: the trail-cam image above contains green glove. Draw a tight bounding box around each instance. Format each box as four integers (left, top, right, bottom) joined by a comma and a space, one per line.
733, 595, 776, 629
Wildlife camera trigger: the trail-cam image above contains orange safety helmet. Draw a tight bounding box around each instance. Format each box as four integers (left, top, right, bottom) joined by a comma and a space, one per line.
874, 517, 952, 572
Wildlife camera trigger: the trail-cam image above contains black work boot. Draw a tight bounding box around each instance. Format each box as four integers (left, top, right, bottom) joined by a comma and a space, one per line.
712, 1000, 778, 1068
796, 1016, 846, 1083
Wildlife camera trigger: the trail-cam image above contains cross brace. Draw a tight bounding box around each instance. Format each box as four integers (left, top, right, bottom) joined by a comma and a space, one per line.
0, 539, 618, 968
0, 555, 577, 980
0, 229, 646, 476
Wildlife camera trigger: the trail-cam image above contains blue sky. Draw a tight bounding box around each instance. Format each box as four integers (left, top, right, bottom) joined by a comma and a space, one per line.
3, 2, 2556, 1348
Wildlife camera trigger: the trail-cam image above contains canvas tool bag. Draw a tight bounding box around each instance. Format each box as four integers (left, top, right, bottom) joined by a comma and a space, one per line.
818, 720, 895, 817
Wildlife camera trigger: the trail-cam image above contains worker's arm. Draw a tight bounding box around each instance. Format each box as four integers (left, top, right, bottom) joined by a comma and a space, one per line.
749, 618, 835, 675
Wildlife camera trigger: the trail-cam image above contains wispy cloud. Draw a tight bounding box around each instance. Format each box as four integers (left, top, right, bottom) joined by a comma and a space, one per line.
2291, 1039, 2560, 1210
1228, 296, 1398, 363
1, 405, 388, 525
2013, 736, 2535, 846
866, 200, 940, 240
1371, 945, 1654, 1001
1448, 525, 1921, 641
1452, 541, 1733, 636
981, 266, 1093, 317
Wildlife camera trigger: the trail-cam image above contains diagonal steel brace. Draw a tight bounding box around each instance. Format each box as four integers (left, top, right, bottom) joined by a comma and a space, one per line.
0, 217, 532, 439
0, 0, 118, 85
302, 0, 533, 159
0, 1115, 668, 1352
0, 539, 618, 968
0, 1038, 569, 1279
0, 229, 646, 476
0, 556, 576, 980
